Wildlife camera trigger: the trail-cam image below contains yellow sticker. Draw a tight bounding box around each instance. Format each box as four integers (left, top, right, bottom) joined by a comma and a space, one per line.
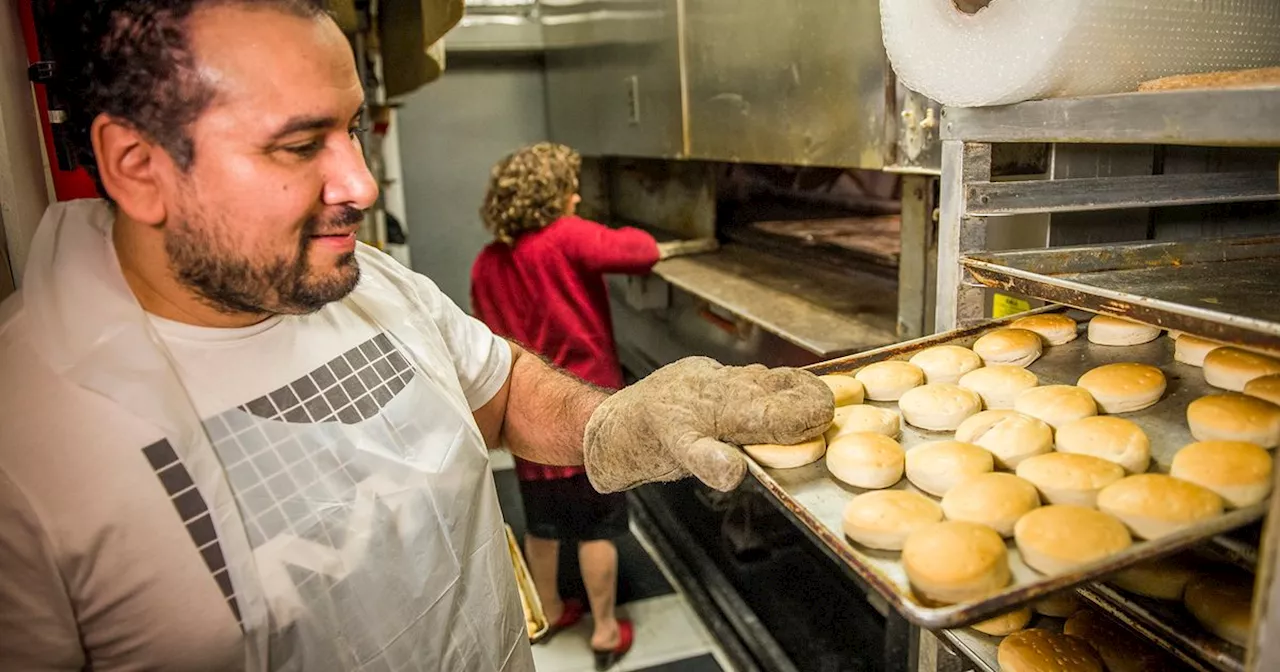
992, 293, 1032, 318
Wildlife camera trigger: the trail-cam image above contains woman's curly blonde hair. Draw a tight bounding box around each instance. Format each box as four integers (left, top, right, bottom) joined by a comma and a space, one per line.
481, 142, 582, 245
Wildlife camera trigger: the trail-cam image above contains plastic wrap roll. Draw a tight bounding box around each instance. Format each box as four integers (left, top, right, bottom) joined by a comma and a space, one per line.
881, 0, 1280, 107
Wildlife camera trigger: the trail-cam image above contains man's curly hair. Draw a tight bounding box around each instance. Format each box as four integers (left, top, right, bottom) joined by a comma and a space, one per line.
50, 0, 327, 197
480, 143, 581, 245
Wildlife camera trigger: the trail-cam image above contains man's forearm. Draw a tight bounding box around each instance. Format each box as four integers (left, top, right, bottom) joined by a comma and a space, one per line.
501, 344, 610, 466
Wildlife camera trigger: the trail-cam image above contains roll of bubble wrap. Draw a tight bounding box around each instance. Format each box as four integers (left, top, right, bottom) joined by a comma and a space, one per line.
881, 0, 1280, 108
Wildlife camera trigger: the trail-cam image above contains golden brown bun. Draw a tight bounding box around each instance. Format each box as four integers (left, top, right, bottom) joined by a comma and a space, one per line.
1175, 334, 1225, 367
1010, 313, 1079, 346
744, 436, 827, 469
1244, 373, 1280, 406
842, 490, 943, 551
997, 629, 1103, 672
1203, 347, 1280, 391
855, 361, 926, 401
1108, 554, 1201, 601
1014, 505, 1131, 575
1033, 591, 1082, 618
1184, 573, 1256, 647
971, 606, 1033, 636
909, 345, 984, 385
1186, 393, 1280, 448
1171, 440, 1273, 508
898, 383, 983, 431
942, 473, 1041, 538
954, 410, 1054, 470
902, 521, 1010, 604
826, 432, 905, 489
1063, 609, 1175, 672
825, 405, 901, 442
974, 328, 1044, 368
1096, 474, 1224, 540
958, 365, 1040, 410
1055, 416, 1151, 475
1015, 453, 1125, 508
905, 440, 995, 497
1015, 385, 1098, 431
819, 374, 865, 407
1076, 363, 1167, 414
1087, 316, 1161, 346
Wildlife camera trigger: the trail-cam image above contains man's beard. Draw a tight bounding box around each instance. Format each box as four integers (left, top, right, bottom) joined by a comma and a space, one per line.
165, 207, 364, 316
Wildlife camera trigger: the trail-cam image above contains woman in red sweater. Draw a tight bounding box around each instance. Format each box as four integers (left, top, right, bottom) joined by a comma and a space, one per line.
470, 143, 661, 669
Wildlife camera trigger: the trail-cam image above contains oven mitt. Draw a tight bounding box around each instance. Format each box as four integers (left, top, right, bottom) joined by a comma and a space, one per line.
583, 357, 835, 493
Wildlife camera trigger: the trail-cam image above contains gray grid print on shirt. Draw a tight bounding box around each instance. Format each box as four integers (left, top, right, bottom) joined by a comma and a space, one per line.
204, 332, 425, 549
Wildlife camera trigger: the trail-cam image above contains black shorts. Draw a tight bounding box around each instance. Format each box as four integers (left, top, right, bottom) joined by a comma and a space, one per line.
518, 474, 630, 542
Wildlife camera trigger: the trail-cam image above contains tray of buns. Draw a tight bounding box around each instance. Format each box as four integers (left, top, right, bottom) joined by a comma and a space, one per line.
746, 307, 1276, 630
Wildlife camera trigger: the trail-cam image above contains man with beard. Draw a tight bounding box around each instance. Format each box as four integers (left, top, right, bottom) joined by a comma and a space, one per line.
0, 1, 833, 671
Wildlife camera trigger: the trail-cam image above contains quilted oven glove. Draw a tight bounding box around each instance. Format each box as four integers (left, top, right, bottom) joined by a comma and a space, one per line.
583, 357, 836, 493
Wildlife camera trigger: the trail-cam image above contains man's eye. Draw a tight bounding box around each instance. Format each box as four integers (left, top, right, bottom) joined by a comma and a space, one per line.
283, 141, 323, 157
348, 126, 369, 139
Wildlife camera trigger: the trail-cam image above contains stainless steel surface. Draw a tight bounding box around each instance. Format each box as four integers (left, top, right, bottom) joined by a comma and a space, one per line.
448, 0, 544, 51
1080, 583, 1242, 672
542, 0, 686, 158
751, 311, 1268, 630
941, 88, 1280, 147
1250, 480, 1280, 672
935, 141, 990, 331
891, 86, 943, 175
650, 244, 899, 357
682, 0, 891, 168
898, 174, 936, 339
962, 237, 1280, 350
608, 158, 716, 239
967, 171, 1280, 216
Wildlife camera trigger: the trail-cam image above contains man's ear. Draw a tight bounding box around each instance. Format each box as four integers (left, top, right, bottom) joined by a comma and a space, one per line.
90, 114, 169, 226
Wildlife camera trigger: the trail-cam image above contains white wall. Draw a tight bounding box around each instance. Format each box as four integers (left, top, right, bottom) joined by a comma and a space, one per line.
0, 1, 51, 293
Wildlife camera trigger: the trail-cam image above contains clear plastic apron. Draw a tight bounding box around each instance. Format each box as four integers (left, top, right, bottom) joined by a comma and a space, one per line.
23, 200, 533, 671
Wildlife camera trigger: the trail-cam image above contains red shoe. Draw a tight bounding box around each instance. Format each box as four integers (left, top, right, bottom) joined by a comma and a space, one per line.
538, 599, 585, 645
592, 619, 634, 670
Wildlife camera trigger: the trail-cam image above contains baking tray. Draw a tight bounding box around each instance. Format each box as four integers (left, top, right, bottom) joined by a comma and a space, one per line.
749, 309, 1268, 630
1079, 583, 1245, 672
960, 236, 1280, 351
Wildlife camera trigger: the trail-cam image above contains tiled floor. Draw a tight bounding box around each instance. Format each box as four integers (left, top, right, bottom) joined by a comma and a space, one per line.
490, 450, 733, 672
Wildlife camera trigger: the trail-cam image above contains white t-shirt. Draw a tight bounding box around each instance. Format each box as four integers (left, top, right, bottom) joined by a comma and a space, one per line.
0, 200, 528, 671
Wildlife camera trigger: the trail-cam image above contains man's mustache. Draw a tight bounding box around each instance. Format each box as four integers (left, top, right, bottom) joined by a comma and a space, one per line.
306, 207, 365, 236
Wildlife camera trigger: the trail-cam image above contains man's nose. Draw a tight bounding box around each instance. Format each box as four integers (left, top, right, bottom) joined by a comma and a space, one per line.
323, 135, 379, 210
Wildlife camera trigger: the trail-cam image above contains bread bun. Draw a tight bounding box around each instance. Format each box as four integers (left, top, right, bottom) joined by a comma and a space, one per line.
1171, 440, 1273, 508
1108, 554, 1201, 601
1015, 385, 1098, 431
825, 405, 901, 442
1175, 334, 1225, 367
826, 432, 905, 489
1016, 453, 1125, 508
942, 473, 1041, 538
1064, 609, 1173, 672
1204, 347, 1280, 391
1244, 374, 1280, 406
1184, 573, 1255, 647
842, 490, 943, 551
1076, 363, 1167, 414
855, 361, 925, 401
1014, 505, 1132, 575
819, 374, 865, 407
955, 410, 1054, 470
1096, 474, 1224, 540
898, 383, 983, 431
1011, 313, 1079, 346
971, 606, 1032, 636
902, 521, 1010, 604
997, 629, 1104, 672
909, 345, 983, 385
958, 365, 1040, 410
1055, 416, 1152, 475
1034, 591, 1082, 618
744, 436, 827, 469
1186, 393, 1280, 448
1087, 315, 1161, 346
906, 440, 995, 497
973, 328, 1044, 368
